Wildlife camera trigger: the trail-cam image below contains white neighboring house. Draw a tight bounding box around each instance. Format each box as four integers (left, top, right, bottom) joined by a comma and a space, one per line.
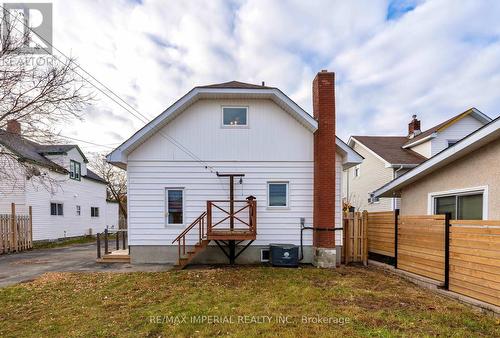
107, 71, 363, 266
343, 108, 492, 212
0, 121, 118, 241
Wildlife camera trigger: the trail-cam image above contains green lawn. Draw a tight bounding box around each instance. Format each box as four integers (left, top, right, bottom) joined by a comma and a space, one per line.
33, 235, 96, 249
0, 266, 497, 337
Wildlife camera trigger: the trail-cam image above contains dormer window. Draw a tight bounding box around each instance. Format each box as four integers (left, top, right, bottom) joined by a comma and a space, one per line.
222, 107, 248, 127
70, 160, 81, 181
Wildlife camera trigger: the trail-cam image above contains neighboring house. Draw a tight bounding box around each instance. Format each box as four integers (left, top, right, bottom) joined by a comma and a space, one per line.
344, 108, 492, 212
0, 121, 118, 240
373, 116, 500, 220
107, 71, 363, 265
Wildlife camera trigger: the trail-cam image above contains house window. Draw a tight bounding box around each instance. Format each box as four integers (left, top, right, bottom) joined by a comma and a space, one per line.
222, 107, 248, 126
268, 182, 289, 207
70, 160, 81, 181
50, 203, 63, 216
354, 165, 360, 177
260, 249, 270, 262
166, 189, 184, 225
447, 140, 458, 148
76, 205, 81, 216
434, 193, 483, 220
91, 207, 100, 217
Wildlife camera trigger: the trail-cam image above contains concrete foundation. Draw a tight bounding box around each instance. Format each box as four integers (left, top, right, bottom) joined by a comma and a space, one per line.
312, 247, 338, 268
130, 244, 316, 264
130, 244, 343, 265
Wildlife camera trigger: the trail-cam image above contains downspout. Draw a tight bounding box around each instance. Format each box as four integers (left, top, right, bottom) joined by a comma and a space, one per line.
393, 166, 404, 210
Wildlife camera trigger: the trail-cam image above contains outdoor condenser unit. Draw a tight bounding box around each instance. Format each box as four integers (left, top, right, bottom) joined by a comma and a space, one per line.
269, 244, 299, 267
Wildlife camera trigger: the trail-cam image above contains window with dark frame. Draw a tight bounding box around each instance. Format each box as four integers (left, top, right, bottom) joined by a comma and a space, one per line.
222, 107, 248, 126
91, 207, 99, 217
435, 193, 483, 220
50, 203, 63, 216
76, 205, 81, 216
70, 160, 81, 181
268, 182, 288, 207
167, 189, 183, 224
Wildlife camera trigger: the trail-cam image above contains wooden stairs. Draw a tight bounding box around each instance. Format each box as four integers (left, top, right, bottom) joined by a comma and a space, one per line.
174, 239, 210, 269
97, 249, 130, 263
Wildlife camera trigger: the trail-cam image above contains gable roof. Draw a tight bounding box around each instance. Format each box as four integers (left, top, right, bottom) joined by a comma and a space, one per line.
107, 81, 319, 167
0, 129, 105, 184
402, 108, 491, 148
350, 136, 426, 166
199, 80, 274, 90
373, 116, 500, 198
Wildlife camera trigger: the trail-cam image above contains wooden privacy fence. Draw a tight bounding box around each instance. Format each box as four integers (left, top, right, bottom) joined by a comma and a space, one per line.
343, 211, 368, 265
367, 211, 396, 258
0, 203, 33, 254
449, 220, 500, 306
366, 210, 500, 307
397, 215, 446, 282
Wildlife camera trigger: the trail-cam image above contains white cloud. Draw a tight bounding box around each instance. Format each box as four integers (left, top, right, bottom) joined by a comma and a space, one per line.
44, 0, 500, 152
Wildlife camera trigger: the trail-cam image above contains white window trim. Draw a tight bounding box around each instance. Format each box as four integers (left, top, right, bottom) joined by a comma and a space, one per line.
50, 202, 64, 216
353, 165, 360, 178
267, 181, 289, 209
165, 187, 185, 227
260, 249, 270, 262
221, 106, 249, 128
427, 186, 488, 220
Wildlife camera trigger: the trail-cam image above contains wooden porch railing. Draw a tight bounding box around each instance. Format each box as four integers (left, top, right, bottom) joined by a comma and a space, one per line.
171, 211, 207, 260
96, 228, 128, 259
206, 199, 256, 236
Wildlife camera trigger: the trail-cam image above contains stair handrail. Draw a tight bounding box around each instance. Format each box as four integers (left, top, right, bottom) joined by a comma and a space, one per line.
172, 211, 207, 244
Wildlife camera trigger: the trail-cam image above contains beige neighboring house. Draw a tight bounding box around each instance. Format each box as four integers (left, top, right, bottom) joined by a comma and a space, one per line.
373, 116, 500, 220
344, 108, 492, 212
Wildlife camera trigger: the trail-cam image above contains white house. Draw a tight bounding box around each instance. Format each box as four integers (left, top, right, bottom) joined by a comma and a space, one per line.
343, 108, 491, 212
0, 121, 118, 241
107, 71, 362, 267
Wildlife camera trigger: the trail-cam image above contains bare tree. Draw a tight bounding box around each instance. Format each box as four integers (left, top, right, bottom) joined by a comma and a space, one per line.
0, 8, 92, 191
89, 153, 127, 222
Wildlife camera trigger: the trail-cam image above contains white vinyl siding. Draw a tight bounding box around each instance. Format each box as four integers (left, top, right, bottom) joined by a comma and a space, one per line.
343, 141, 394, 212
430, 115, 484, 156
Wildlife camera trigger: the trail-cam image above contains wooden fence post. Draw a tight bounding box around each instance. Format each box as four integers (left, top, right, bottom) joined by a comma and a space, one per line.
394, 209, 400, 268
28, 206, 33, 249
443, 212, 451, 290
11, 203, 17, 252
362, 210, 368, 266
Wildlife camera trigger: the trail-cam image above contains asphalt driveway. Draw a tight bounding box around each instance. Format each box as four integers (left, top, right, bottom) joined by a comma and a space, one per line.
0, 243, 171, 287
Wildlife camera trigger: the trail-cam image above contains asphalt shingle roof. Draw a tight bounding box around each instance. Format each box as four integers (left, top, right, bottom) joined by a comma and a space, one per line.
352, 136, 427, 165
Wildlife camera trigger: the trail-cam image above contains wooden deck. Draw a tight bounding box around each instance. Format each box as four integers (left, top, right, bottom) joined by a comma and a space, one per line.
207, 229, 256, 240
96, 249, 130, 263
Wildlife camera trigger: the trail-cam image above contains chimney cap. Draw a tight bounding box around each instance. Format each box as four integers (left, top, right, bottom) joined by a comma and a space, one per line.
412, 114, 417, 119
321, 69, 328, 73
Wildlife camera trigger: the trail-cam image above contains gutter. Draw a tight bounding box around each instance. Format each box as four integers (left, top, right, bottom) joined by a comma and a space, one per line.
402, 133, 436, 149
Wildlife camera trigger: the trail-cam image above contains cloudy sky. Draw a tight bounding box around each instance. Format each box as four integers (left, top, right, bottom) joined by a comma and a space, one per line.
40, 0, 500, 152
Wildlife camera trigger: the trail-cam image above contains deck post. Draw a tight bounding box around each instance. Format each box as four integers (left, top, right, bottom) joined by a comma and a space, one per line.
115, 230, 119, 250
229, 240, 236, 264
104, 228, 109, 254
122, 230, 126, 250
96, 233, 101, 259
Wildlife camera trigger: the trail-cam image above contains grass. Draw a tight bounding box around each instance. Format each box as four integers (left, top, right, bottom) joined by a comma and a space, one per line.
0, 265, 497, 337
32, 235, 96, 249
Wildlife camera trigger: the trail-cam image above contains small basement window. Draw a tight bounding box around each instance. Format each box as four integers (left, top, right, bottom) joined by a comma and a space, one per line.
222, 107, 248, 126
268, 182, 289, 207
50, 203, 63, 216
260, 249, 270, 262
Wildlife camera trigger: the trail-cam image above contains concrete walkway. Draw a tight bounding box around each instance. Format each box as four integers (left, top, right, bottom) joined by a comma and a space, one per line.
0, 243, 172, 287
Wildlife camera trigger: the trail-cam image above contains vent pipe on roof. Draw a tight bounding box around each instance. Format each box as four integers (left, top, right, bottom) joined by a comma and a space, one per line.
261, 81, 265, 86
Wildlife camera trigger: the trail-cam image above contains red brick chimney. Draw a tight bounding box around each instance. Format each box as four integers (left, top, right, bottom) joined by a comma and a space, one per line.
408, 114, 421, 138
6, 120, 21, 134
312, 70, 336, 248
